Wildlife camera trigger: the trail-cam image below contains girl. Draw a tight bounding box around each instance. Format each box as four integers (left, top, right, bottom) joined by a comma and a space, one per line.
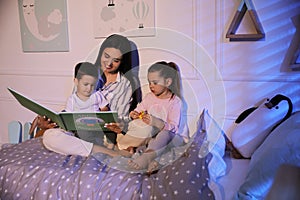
125, 61, 189, 172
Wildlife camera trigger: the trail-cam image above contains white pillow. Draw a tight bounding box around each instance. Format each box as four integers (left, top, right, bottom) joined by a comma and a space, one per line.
235, 111, 300, 199
228, 98, 290, 158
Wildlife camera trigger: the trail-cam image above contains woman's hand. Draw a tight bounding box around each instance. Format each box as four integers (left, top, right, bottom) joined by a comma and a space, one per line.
29, 115, 57, 136
37, 115, 57, 130
104, 122, 123, 134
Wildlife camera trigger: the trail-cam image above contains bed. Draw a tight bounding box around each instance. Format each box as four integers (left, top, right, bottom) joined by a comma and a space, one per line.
2, 85, 300, 200
0, 108, 228, 200
2, 109, 300, 200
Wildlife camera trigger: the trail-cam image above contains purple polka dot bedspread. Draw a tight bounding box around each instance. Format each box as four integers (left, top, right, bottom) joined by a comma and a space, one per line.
0, 133, 216, 200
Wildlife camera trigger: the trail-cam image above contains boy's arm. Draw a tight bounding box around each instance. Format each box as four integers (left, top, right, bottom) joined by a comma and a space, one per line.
100, 104, 110, 111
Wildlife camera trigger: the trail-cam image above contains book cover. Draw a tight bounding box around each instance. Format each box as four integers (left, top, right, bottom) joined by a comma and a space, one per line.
8, 87, 118, 131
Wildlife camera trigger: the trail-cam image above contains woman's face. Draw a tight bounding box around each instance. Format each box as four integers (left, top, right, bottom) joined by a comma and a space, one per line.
100, 47, 123, 74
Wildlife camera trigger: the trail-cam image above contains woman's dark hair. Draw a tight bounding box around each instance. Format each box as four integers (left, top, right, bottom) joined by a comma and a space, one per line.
94, 34, 141, 111
95, 34, 132, 76
148, 61, 182, 99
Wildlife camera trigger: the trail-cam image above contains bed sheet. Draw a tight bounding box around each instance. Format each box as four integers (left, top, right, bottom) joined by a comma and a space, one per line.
0, 127, 221, 200
0, 138, 144, 199
218, 155, 250, 200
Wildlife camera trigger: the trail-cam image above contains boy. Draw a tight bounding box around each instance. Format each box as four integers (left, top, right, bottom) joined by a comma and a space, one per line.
65, 62, 109, 112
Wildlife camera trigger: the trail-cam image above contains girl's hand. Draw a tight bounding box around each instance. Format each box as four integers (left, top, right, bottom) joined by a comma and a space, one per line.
141, 113, 151, 125
142, 114, 165, 130
130, 110, 140, 120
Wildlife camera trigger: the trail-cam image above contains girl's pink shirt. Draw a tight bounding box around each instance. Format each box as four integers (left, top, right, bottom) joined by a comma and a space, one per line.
134, 92, 182, 134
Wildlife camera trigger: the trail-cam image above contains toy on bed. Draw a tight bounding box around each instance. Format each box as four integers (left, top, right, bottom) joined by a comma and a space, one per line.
234, 110, 300, 199
0, 109, 227, 200
227, 94, 293, 159
223, 94, 300, 200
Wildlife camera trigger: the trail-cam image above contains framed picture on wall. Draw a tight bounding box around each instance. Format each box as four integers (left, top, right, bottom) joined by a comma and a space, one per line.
93, 0, 155, 38
18, 0, 69, 52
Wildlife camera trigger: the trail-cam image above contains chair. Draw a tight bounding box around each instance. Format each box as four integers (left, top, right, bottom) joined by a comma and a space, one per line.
8, 121, 22, 143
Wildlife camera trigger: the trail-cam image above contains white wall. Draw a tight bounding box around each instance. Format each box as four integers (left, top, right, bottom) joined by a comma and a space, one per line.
0, 0, 299, 143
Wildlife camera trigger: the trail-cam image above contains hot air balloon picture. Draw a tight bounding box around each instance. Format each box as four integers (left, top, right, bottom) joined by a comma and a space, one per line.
18, 0, 69, 52
93, 0, 155, 37
132, 1, 149, 29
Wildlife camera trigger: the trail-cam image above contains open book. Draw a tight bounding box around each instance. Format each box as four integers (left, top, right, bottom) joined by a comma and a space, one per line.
8, 87, 118, 131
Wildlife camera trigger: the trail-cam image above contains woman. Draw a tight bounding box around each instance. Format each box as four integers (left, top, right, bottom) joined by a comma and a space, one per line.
40, 34, 141, 157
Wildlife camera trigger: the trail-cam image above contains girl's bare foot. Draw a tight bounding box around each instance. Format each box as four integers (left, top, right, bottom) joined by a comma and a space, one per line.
147, 160, 160, 173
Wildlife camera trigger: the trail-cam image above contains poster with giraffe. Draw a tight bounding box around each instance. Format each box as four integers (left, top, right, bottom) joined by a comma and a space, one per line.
93, 0, 155, 38
18, 0, 69, 52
